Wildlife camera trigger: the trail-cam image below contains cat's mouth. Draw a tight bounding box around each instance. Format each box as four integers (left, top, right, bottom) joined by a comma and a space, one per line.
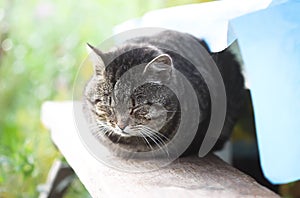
113, 126, 131, 137
111, 125, 149, 138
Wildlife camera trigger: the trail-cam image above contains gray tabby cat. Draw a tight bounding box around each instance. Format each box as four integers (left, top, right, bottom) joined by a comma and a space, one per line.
83, 30, 245, 157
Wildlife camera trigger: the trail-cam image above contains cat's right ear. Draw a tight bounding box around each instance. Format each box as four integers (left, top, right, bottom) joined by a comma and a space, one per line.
143, 54, 173, 84
86, 43, 105, 75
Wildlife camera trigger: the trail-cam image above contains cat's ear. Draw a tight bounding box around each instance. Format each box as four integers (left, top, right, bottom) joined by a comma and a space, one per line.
143, 54, 173, 83
86, 43, 105, 75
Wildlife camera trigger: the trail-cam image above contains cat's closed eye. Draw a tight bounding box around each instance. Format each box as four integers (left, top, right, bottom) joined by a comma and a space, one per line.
95, 102, 113, 117
94, 94, 112, 105
94, 99, 102, 104
132, 105, 150, 117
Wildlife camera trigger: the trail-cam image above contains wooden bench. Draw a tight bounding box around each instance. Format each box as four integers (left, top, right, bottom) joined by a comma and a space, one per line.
40, 101, 279, 198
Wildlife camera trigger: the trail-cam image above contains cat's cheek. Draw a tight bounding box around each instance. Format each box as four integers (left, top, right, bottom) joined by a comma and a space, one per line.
107, 119, 116, 127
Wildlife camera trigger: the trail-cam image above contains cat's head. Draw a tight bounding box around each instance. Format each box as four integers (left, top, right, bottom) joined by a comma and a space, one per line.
83, 44, 180, 155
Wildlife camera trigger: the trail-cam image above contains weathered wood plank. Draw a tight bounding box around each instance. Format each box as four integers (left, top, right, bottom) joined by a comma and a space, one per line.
41, 101, 279, 198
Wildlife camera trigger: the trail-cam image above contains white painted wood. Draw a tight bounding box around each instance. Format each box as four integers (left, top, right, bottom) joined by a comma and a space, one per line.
41, 101, 279, 198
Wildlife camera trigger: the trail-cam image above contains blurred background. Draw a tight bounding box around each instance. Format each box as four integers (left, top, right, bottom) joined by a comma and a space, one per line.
0, 0, 298, 197
0, 0, 210, 197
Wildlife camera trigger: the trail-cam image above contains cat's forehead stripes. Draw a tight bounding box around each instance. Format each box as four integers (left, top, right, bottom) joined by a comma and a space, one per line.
103, 45, 163, 84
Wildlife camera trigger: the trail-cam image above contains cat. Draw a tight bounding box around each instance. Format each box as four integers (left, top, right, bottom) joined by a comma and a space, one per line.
83, 30, 245, 158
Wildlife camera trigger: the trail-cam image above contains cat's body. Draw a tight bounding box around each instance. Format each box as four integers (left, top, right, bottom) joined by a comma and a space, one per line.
83, 30, 245, 157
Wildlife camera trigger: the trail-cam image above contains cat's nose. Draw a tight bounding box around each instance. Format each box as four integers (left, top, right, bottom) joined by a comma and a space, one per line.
117, 120, 128, 130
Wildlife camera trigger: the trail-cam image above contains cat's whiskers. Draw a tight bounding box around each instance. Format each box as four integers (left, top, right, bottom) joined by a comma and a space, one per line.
107, 130, 114, 138
137, 131, 154, 151
133, 125, 170, 158
143, 129, 169, 148
135, 125, 170, 141
88, 121, 115, 139
142, 129, 170, 158
88, 124, 106, 134
145, 128, 171, 158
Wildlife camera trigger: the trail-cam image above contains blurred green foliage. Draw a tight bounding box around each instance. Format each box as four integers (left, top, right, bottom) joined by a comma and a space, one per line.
0, 0, 209, 197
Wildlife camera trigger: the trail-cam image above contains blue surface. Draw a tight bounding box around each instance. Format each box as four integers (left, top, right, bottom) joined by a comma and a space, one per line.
230, 1, 300, 184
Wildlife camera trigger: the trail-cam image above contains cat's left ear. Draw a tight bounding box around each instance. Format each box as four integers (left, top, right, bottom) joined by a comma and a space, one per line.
86, 43, 105, 75
143, 54, 173, 83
